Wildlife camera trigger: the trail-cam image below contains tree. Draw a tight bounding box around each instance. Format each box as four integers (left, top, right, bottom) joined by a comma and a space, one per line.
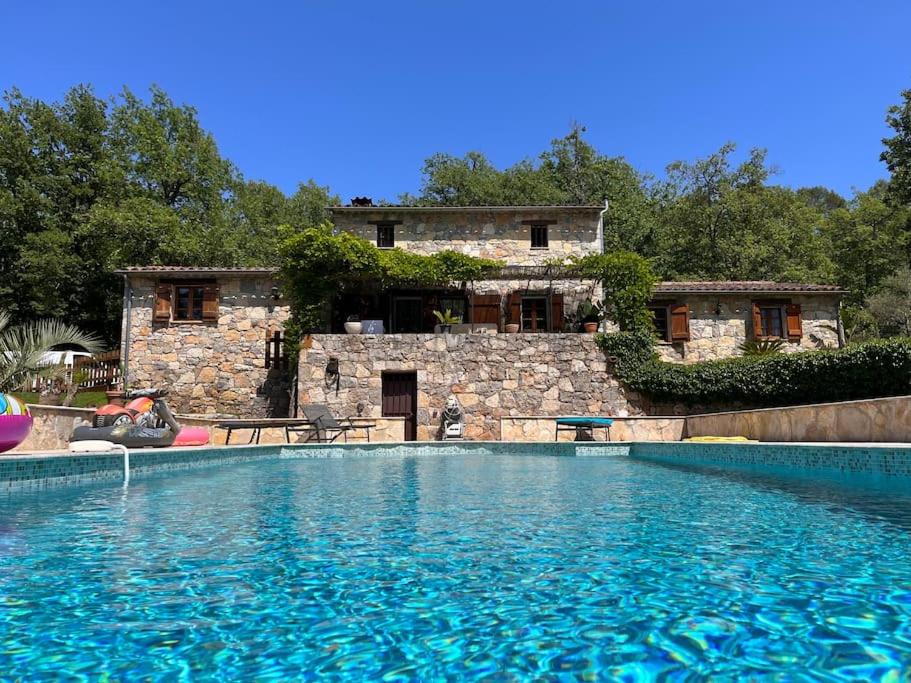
820, 182, 911, 305
882, 88, 911, 207
0, 309, 101, 392
866, 267, 911, 337
654, 143, 833, 282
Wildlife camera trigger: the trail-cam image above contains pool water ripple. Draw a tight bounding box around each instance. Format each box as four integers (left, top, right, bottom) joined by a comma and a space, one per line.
1, 453, 911, 679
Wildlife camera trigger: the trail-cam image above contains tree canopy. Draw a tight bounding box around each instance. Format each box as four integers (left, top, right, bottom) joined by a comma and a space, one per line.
4, 82, 911, 346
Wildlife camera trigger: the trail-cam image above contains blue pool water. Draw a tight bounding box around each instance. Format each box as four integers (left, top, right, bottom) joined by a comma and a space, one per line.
1, 453, 910, 679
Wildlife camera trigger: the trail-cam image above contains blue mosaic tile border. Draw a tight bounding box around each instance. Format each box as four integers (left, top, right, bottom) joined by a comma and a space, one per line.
5, 440, 911, 492
0, 441, 628, 492
278, 441, 631, 459
630, 442, 911, 478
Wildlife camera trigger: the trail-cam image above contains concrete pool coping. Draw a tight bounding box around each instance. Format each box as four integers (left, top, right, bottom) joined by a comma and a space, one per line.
3, 440, 911, 492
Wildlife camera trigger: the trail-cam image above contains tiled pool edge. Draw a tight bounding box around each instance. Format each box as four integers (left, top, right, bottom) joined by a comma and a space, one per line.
0, 442, 628, 492
4, 440, 911, 492
629, 441, 911, 478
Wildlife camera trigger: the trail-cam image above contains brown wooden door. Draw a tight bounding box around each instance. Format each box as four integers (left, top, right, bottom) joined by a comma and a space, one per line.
382, 371, 418, 441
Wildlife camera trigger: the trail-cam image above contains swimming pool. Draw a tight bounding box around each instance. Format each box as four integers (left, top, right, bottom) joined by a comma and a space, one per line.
1, 452, 909, 678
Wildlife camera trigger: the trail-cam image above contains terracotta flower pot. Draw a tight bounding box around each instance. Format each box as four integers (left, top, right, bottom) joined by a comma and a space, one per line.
504, 323, 520, 333
583, 322, 599, 333
344, 322, 363, 334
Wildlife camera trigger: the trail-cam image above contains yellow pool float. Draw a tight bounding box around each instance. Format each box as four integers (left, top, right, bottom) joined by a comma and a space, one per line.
683, 436, 757, 443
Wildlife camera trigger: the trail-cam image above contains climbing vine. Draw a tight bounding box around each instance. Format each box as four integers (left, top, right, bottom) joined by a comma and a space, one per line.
279, 224, 657, 339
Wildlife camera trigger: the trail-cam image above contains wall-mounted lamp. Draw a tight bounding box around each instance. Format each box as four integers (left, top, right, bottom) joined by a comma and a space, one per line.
714, 300, 723, 316
268, 285, 281, 313
325, 357, 340, 392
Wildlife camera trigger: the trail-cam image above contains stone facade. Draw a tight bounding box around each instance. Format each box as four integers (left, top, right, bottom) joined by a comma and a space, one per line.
123, 274, 291, 416
651, 294, 841, 363
500, 416, 685, 442
298, 333, 643, 441
331, 207, 602, 265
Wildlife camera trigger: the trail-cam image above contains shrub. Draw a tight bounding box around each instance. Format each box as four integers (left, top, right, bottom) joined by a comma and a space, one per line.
595, 334, 911, 406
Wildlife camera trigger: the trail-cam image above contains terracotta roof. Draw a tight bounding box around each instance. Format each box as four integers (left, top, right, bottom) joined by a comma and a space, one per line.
654, 281, 846, 294
116, 266, 277, 276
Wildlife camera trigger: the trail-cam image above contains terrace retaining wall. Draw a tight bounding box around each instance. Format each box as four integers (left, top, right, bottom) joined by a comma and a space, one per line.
684, 395, 911, 443
298, 333, 645, 440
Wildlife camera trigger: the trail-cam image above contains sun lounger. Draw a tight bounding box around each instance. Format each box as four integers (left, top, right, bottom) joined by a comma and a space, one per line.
555, 417, 613, 442
286, 405, 360, 444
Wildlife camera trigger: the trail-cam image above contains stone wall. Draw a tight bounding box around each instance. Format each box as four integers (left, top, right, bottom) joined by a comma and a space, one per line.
501, 416, 685, 442
298, 333, 642, 441
124, 275, 291, 416
332, 207, 602, 265
10, 405, 95, 453
684, 395, 911, 442
653, 294, 841, 363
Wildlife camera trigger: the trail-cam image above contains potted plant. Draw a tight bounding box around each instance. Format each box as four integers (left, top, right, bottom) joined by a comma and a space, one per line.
433, 309, 462, 333
344, 315, 362, 335
577, 300, 602, 333
504, 322, 520, 333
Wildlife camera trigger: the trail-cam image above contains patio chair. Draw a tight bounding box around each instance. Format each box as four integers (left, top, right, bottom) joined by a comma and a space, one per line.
287, 404, 356, 444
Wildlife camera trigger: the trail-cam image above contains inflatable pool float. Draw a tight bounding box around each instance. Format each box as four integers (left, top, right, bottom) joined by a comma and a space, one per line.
173, 427, 210, 447
0, 394, 33, 453
683, 436, 757, 443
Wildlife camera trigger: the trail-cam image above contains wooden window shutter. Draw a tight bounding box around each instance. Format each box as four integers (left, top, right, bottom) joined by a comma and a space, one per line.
751, 302, 763, 339
470, 294, 501, 324
786, 303, 802, 341
202, 284, 220, 322
669, 303, 690, 341
550, 293, 564, 332
507, 293, 521, 325
153, 283, 172, 322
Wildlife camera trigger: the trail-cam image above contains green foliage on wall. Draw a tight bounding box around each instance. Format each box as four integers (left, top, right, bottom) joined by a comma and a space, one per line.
279, 225, 501, 332
596, 333, 911, 406
279, 227, 657, 335
573, 253, 656, 331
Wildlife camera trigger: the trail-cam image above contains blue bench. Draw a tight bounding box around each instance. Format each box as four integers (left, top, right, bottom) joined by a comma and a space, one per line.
555, 417, 614, 442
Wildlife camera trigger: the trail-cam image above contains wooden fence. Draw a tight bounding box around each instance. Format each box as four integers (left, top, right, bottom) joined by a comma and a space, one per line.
74, 350, 122, 389
264, 330, 289, 371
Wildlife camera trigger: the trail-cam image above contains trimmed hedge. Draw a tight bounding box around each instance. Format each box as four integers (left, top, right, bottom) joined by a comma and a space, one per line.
596, 333, 911, 406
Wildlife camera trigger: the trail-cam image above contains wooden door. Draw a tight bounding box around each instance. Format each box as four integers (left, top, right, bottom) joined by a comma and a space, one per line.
382, 371, 418, 441
392, 297, 423, 333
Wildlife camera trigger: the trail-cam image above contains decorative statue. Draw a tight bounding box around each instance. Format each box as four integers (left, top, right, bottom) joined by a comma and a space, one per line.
0, 393, 33, 453
441, 395, 464, 440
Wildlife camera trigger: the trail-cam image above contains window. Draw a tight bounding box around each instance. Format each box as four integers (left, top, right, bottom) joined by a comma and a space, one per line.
648, 302, 690, 342
521, 297, 548, 332
174, 284, 206, 321
649, 306, 670, 341
753, 303, 784, 339
377, 223, 395, 248
154, 281, 219, 323
439, 296, 467, 323
530, 224, 549, 249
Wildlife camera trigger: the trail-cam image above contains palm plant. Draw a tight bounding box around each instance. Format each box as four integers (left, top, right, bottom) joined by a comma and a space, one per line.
738, 338, 785, 356
0, 309, 102, 393
433, 309, 462, 325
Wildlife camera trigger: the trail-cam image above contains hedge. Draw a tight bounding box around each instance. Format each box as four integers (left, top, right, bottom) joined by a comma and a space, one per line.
596, 332, 911, 406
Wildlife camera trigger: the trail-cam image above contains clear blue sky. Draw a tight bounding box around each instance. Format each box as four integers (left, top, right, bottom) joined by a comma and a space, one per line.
3, 1, 910, 202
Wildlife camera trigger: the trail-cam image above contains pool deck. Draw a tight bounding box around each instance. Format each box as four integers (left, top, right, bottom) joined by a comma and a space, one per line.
3, 440, 911, 492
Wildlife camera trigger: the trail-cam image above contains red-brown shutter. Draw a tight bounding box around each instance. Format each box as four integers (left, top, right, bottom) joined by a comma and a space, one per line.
470, 294, 501, 324
669, 303, 690, 341
153, 283, 172, 322
751, 302, 763, 340
507, 293, 521, 326
202, 284, 220, 322
550, 293, 564, 332
786, 303, 802, 341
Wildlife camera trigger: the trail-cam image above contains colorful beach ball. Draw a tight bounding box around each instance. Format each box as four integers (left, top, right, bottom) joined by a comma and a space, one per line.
0, 393, 32, 453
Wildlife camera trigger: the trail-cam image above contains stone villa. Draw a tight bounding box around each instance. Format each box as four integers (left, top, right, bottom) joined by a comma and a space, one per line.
119, 205, 845, 439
